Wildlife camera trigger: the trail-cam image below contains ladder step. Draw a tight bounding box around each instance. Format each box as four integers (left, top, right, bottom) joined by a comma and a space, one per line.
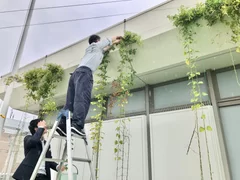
53, 134, 84, 140
43, 157, 91, 163
44, 157, 91, 163
44, 158, 65, 163
72, 157, 91, 163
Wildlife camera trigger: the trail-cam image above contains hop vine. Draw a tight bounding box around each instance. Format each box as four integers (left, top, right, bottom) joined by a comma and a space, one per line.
109, 31, 142, 180
168, 0, 240, 179
90, 31, 142, 180
4, 63, 64, 118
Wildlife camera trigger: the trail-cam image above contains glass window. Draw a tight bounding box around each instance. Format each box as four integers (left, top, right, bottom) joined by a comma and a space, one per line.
86, 103, 101, 120
220, 105, 240, 179
216, 70, 240, 99
153, 78, 209, 109
107, 90, 146, 117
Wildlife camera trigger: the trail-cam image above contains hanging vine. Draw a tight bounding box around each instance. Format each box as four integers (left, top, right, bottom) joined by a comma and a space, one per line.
168, 0, 240, 179
109, 31, 142, 180
4, 63, 64, 118
89, 31, 142, 179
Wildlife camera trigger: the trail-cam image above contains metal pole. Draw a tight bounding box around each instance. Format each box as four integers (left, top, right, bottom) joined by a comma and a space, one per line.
206, 70, 232, 180
0, 0, 36, 136
67, 111, 73, 180
145, 85, 153, 180
5, 130, 21, 180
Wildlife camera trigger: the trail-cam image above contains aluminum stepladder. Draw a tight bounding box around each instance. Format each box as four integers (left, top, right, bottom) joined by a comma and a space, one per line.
30, 111, 96, 180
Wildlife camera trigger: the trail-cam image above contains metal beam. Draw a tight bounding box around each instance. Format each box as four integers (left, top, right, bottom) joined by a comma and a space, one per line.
206, 70, 232, 180
145, 85, 153, 180
0, 0, 36, 136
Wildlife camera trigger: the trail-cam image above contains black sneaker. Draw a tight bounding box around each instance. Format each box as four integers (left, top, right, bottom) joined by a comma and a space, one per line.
71, 123, 86, 136
56, 116, 67, 137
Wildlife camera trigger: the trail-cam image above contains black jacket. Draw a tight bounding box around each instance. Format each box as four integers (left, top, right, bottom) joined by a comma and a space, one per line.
12, 128, 58, 180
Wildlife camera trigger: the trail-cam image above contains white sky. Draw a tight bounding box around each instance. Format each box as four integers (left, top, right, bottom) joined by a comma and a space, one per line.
0, 0, 165, 76
0, 0, 166, 124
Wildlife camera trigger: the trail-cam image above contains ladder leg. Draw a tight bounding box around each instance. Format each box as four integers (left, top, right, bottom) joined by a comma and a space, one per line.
67, 111, 74, 180
84, 137, 96, 180
56, 142, 67, 180
30, 121, 59, 180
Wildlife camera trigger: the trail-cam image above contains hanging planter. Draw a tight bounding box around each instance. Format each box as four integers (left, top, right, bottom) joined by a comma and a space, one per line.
4, 63, 64, 118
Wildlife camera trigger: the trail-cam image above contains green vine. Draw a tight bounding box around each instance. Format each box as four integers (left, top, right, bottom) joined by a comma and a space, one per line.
168, 0, 240, 179
90, 46, 115, 178
89, 31, 142, 179
110, 31, 142, 180
4, 63, 64, 118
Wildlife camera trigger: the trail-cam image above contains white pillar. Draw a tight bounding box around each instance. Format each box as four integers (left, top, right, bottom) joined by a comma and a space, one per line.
0, 0, 36, 136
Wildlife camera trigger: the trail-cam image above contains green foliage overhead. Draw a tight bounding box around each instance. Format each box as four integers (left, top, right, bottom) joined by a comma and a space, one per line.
23, 63, 64, 102
4, 63, 64, 117
168, 0, 240, 26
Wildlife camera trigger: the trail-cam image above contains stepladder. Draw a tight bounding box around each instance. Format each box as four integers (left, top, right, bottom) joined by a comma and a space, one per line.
30, 111, 96, 180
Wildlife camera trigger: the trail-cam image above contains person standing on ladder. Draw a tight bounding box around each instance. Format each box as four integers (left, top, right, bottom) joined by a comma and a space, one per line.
57, 35, 123, 137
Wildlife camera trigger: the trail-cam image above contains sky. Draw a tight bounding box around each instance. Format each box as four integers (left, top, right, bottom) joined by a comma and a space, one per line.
0, 0, 165, 123
0, 0, 165, 76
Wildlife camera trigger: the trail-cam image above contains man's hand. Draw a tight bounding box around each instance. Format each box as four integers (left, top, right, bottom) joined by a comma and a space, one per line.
37, 120, 47, 129
113, 38, 122, 45
111, 36, 123, 44
116, 36, 123, 40
60, 165, 66, 172
57, 164, 66, 172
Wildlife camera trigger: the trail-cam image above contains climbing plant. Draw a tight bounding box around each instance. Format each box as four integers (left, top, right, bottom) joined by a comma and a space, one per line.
90, 31, 142, 179
4, 63, 64, 118
90, 46, 115, 178
109, 31, 142, 180
168, 0, 240, 179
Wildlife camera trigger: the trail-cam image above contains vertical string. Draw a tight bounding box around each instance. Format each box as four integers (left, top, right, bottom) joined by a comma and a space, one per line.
43, 55, 47, 67
124, 19, 126, 32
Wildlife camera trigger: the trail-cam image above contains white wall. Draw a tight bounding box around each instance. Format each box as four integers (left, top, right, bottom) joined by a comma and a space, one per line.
97, 115, 148, 180
12, 106, 226, 180
150, 106, 225, 180
50, 107, 226, 180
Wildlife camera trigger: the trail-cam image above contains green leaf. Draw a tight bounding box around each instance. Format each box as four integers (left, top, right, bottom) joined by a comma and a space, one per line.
201, 114, 206, 120
114, 148, 118, 153
115, 140, 118, 145
119, 140, 123, 144
202, 92, 208, 96
236, 47, 240, 53
206, 126, 212, 131
199, 127, 205, 132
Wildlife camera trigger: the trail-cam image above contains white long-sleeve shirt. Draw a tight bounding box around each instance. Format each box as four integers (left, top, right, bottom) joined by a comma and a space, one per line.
38, 140, 46, 175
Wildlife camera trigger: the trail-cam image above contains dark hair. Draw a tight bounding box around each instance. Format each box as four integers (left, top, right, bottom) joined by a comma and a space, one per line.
28, 119, 42, 135
88, 34, 100, 44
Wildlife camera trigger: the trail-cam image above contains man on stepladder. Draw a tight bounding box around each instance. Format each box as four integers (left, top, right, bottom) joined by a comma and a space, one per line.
57, 35, 123, 137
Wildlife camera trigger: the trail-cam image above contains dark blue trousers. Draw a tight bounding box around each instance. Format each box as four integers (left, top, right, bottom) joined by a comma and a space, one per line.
64, 66, 93, 129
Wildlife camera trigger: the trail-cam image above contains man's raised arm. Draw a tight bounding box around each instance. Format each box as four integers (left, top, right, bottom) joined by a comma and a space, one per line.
97, 36, 123, 51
